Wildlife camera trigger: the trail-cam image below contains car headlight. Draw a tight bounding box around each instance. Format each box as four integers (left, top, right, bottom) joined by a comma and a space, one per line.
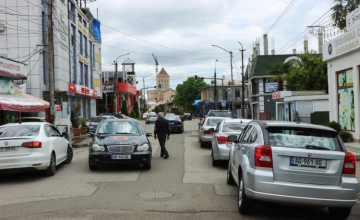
92, 143, 105, 151
137, 143, 150, 151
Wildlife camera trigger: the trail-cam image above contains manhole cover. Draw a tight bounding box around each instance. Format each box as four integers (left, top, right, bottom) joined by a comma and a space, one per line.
138, 191, 174, 199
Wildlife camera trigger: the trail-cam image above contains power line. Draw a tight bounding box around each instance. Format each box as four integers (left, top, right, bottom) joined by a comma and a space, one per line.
266, 0, 297, 34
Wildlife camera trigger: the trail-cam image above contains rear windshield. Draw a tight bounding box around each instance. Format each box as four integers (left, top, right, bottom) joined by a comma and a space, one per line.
268, 127, 341, 151
208, 111, 232, 117
206, 118, 223, 126
92, 117, 108, 122
15, 119, 43, 122
0, 125, 40, 137
222, 123, 246, 132
149, 114, 157, 117
165, 115, 180, 120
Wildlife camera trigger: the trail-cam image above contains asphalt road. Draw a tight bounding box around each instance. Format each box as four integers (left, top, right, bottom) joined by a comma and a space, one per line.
0, 119, 359, 220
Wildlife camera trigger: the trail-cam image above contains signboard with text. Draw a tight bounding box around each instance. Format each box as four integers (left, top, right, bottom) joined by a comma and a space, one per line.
265, 82, 278, 93
0, 57, 25, 78
68, 83, 97, 98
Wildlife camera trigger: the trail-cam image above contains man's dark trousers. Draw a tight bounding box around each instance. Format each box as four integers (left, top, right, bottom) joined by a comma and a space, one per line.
157, 133, 168, 156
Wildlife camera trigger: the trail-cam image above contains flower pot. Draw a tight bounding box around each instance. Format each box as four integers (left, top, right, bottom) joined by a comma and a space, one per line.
81, 127, 87, 134
73, 128, 81, 136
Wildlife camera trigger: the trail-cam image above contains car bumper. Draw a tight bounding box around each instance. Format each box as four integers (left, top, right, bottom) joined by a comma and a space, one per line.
89, 151, 152, 165
170, 125, 182, 132
0, 152, 50, 171
88, 127, 97, 133
244, 165, 358, 207
214, 144, 230, 160
200, 135, 213, 143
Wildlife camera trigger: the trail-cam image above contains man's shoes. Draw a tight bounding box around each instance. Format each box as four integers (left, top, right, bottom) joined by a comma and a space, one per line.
160, 154, 164, 157
164, 155, 169, 159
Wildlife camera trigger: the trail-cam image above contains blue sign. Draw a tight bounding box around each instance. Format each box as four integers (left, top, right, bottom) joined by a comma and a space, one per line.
67, 103, 70, 115
265, 82, 279, 93
221, 100, 226, 107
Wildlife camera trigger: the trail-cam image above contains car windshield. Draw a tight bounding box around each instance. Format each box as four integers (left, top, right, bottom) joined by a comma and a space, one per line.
91, 117, 107, 122
165, 115, 180, 121
222, 123, 246, 132
0, 125, 41, 137
206, 118, 223, 126
208, 111, 232, 117
15, 119, 43, 122
268, 127, 341, 151
97, 121, 142, 135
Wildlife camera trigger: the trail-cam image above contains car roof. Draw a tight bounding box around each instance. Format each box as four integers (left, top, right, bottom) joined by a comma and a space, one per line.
250, 120, 337, 133
2, 122, 49, 126
205, 117, 229, 120
208, 110, 231, 112
103, 118, 139, 122
223, 119, 252, 123
15, 117, 45, 119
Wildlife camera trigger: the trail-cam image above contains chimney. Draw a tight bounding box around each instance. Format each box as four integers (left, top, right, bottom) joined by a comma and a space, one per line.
271, 37, 275, 55
256, 41, 260, 56
318, 32, 323, 54
293, 49, 297, 54
263, 34, 269, 55
252, 45, 256, 59
304, 36, 308, 53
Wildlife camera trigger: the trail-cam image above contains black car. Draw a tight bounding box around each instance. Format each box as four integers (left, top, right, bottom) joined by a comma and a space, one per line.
181, 113, 192, 120
164, 115, 184, 133
87, 118, 153, 170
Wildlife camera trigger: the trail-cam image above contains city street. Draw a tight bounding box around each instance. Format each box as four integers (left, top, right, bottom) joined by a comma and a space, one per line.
0, 119, 359, 220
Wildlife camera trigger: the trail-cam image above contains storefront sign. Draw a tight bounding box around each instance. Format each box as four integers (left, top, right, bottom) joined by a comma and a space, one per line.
0, 57, 25, 78
272, 91, 292, 100
0, 77, 15, 94
68, 83, 97, 98
102, 84, 114, 92
265, 82, 278, 93
347, 6, 360, 30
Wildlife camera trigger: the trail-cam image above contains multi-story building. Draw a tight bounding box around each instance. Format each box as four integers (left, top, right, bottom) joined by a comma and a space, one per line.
147, 68, 176, 105
0, 0, 102, 121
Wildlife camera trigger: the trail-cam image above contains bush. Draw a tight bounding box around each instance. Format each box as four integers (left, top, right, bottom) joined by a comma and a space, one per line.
130, 109, 137, 118
339, 131, 353, 142
133, 101, 140, 118
326, 121, 341, 133
121, 100, 129, 116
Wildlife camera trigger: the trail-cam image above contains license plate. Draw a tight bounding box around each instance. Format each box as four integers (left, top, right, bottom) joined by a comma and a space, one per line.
290, 156, 326, 168
169, 122, 175, 125
111, 155, 131, 160
0, 147, 18, 152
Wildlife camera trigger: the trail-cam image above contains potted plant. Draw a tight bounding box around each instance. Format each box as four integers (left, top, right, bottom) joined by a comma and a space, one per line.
79, 118, 88, 134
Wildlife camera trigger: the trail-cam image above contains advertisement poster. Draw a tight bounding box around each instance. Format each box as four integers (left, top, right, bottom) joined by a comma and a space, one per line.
338, 88, 355, 130
284, 103, 289, 121
346, 69, 353, 86
265, 82, 279, 93
0, 77, 14, 94
291, 102, 296, 122
338, 72, 346, 86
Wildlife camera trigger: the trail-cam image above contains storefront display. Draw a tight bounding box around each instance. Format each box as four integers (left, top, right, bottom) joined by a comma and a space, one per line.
337, 69, 355, 131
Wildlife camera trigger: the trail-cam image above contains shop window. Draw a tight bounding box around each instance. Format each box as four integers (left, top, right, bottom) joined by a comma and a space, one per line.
337, 69, 354, 131
223, 89, 228, 100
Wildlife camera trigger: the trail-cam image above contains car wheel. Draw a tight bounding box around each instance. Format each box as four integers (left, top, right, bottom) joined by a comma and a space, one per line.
212, 150, 220, 166
63, 146, 73, 164
227, 160, 236, 185
44, 152, 56, 176
328, 207, 352, 219
143, 163, 151, 170
200, 141, 206, 148
238, 173, 255, 214
180, 127, 184, 133
89, 160, 98, 171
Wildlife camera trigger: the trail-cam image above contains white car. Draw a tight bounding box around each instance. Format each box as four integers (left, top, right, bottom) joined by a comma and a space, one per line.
0, 122, 73, 176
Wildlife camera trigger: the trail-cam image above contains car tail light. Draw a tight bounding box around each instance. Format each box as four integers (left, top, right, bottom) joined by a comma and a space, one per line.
255, 145, 272, 168
177, 121, 182, 125
203, 130, 213, 135
21, 141, 42, 148
217, 136, 231, 144
148, 117, 150, 120
342, 152, 356, 175
89, 122, 92, 126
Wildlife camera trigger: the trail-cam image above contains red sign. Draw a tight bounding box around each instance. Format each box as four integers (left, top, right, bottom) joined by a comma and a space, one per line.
272, 92, 281, 99
68, 83, 97, 98
0, 57, 25, 78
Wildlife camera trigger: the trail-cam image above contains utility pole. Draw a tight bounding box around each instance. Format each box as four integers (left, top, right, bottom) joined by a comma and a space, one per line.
230, 51, 233, 115
214, 60, 218, 110
114, 62, 118, 113
48, 0, 55, 125
239, 41, 246, 118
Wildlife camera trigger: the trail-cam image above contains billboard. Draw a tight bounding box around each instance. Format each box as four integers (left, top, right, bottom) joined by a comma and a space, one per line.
265, 82, 278, 93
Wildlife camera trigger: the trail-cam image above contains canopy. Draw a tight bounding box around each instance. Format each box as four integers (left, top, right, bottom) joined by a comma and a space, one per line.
0, 93, 45, 112
15, 91, 61, 111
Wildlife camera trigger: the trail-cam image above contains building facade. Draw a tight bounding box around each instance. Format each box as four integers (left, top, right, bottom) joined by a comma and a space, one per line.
148, 68, 176, 105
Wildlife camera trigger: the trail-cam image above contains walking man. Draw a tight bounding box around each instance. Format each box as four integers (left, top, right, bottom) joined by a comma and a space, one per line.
154, 112, 170, 159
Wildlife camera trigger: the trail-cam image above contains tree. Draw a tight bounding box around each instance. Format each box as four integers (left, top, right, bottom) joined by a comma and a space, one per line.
130, 109, 137, 118
133, 101, 140, 118
263, 62, 292, 91
121, 100, 129, 116
331, 0, 360, 30
154, 106, 161, 114
172, 76, 208, 111
158, 104, 165, 112
140, 98, 148, 112
285, 51, 328, 92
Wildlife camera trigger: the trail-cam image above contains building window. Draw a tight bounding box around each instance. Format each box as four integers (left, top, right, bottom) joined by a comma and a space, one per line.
41, 11, 47, 44
337, 69, 354, 131
60, 0, 65, 4
235, 88, 240, 99
223, 89, 228, 100
77, 14, 82, 23
78, 31, 82, 55
83, 36, 87, 57
68, 1, 75, 23
92, 44, 95, 67
43, 51, 48, 84
83, 20, 87, 29
84, 65, 88, 87
89, 41, 93, 89
71, 25, 76, 84
79, 62, 83, 85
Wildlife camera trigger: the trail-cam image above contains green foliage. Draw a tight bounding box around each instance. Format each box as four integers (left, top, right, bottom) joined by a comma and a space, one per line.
130, 109, 137, 118
74, 102, 81, 114
331, 0, 360, 30
263, 62, 292, 91
154, 106, 161, 114
285, 51, 328, 92
121, 100, 129, 116
326, 121, 342, 133
172, 76, 208, 112
79, 118, 87, 127
339, 131, 353, 142
158, 104, 165, 112
133, 101, 140, 118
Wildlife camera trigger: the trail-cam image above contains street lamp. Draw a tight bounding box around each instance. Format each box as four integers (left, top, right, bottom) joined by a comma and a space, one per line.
214, 59, 218, 110
212, 45, 233, 114
140, 74, 152, 118
238, 41, 246, 118
114, 53, 130, 113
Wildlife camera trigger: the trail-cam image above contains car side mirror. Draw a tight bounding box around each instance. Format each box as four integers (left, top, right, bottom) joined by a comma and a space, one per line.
146, 132, 152, 137
87, 132, 95, 137
208, 128, 215, 132
228, 135, 238, 143
62, 132, 69, 140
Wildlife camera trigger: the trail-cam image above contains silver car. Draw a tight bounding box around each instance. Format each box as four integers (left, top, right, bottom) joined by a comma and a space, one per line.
227, 121, 358, 219
145, 114, 157, 124
142, 113, 149, 120
210, 119, 251, 166
198, 117, 230, 148
88, 116, 115, 133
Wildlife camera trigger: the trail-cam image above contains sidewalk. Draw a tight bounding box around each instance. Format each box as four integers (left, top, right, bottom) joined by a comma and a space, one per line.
68, 131, 93, 148
345, 142, 360, 161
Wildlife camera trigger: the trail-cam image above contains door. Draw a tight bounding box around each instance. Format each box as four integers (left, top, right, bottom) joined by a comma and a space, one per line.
233, 125, 253, 174
50, 126, 67, 162
212, 121, 223, 157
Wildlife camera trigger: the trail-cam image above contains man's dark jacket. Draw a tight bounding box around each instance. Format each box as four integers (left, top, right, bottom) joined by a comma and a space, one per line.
154, 117, 170, 137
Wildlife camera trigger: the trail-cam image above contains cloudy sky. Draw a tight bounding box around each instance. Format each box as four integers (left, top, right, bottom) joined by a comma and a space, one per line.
85, 0, 335, 90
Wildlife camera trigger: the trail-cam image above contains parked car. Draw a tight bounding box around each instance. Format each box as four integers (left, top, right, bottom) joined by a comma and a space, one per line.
88, 118, 152, 170
88, 116, 116, 133
207, 110, 233, 118
181, 113, 192, 120
142, 113, 149, 119
145, 114, 157, 124
198, 117, 229, 148
100, 113, 126, 119
14, 117, 46, 123
164, 114, 184, 133
171, 108, 179, 115
227, 121, 358, 219
210, 119, 251, 166
0, 122, 72, 176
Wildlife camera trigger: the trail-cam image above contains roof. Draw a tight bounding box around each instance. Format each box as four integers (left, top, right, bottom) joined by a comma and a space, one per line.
157, 68, 169, 78
215, 78, 247, 86
250, 120, 337, 133
245, 54, 294, 80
